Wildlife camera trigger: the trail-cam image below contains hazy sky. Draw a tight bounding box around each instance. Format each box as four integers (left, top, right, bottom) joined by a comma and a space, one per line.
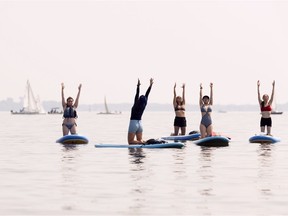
1, 0, 288, 105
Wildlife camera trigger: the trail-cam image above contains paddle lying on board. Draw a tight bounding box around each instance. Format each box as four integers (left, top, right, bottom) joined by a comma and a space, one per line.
161, 133, 200, 141
95, 142, 185, 149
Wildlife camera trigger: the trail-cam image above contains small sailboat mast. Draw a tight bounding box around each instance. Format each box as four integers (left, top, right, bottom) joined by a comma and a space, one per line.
104, 96, 110, 114
97, 96, 121, 115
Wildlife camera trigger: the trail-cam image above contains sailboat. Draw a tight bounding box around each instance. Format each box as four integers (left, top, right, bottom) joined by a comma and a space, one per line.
48, 107, 63, 114
11, 80, 46, 115
271, 92, 283, 115
97, 96, 121, 115
271, 109, 283, 115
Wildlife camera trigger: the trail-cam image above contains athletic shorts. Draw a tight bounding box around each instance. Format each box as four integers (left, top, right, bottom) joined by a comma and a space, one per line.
174, 116, 187, 127
128, 120, 143, 133
260, 117, 272, 127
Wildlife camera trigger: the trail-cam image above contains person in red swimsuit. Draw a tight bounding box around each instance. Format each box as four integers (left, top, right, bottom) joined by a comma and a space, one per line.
257, 80, 275, 136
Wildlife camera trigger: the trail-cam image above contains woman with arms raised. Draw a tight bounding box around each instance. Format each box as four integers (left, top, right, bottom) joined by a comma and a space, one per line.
128, 78, 153, 144
61, 83, 82, 136
172, 83, 186, 135
199, 83, 213, 138
257, 80, 275, 136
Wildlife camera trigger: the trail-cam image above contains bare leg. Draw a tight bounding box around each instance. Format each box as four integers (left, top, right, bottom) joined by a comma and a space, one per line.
136, 132, 144, 143
260, 126, 265, 133
200, 124, 206, 138
267, 126, 272, 136
128, 132, 144, 144
180, 127, 186, 135
174, 126, 180, 136
206, 125, 213, 137
62, 125, 69, 136
69, 124, 77, 134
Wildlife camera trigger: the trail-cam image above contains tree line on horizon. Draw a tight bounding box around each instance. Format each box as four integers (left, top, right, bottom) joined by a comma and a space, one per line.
1, 98, 287, 112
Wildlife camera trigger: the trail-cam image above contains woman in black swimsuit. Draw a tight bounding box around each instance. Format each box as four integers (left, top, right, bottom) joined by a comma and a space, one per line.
172, 83, 186, 135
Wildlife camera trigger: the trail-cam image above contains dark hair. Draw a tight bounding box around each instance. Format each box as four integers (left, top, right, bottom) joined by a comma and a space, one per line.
66, 97, 74, 103
138, 95, 147, 105
202, 95, 209, 100
261, 101, 264, 108
176, 96, 183, 105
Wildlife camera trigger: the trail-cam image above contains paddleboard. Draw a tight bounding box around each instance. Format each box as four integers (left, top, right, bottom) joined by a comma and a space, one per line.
56, 134, 89, 144
95, 142, 185, 149
193, 136, 230, 147
161, 133, 200, 141
249, 134, 280, 144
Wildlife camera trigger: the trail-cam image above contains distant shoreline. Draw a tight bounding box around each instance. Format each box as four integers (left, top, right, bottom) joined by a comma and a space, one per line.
1, 98, 287, 112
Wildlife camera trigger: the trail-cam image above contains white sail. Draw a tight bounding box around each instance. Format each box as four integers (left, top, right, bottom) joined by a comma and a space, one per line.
36, 95, 46, 114
97, 96, 121, 115
11, 80, 46, 114
23, 80, 38, 112
271, 90, 283, 114
104, 96, 110, 113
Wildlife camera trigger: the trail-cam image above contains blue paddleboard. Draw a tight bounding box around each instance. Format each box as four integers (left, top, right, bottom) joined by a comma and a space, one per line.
193, 136, 230, 147
161, 133, 200, 141
249, 134, 280, 144
56, 134, 89, 144
95, 142, 185, 149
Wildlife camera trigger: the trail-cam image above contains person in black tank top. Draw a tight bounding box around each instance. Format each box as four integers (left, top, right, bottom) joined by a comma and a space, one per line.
61, 83, 82, 136
128, 78, 153, 144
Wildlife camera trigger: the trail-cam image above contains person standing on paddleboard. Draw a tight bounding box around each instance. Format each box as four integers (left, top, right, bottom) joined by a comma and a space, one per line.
257, 80, 275, 136
61, 83, 82, 136
172, 83, 186, 135
128, 78, 153, 144
199, 83, 213, 138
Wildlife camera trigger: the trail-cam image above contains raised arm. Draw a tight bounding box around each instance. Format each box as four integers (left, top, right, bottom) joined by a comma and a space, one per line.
144, 78, 154, 99
209, 83, 213, 105
173, 83, 177, 107
73, 84, 82, 108
61, 83, 66, 108
199, 83, 203, 106
134, 79, 140, 104
268, 80, 275, 105
182, 83, 186, 105
257, 80, 262, 105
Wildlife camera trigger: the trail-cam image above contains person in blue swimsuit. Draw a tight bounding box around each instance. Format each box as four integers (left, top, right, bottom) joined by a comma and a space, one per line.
172, 83, 186, 135
199, 83, 213, 138
128, 78, 153, 144
61, 83, 82, 136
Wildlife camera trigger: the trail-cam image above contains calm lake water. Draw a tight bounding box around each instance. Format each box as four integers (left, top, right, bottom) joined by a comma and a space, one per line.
0, 111, 288, 215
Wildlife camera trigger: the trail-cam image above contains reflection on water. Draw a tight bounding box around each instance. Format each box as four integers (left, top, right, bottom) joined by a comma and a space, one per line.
129, 148, 146, 166
172, 149, 187, 178
62, 144, 79, 151
128, 148, 148, 214
257, 144, 274, 161
257, 144, 275, 198
60, 145, 82, 211
197, 147, 215, 197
